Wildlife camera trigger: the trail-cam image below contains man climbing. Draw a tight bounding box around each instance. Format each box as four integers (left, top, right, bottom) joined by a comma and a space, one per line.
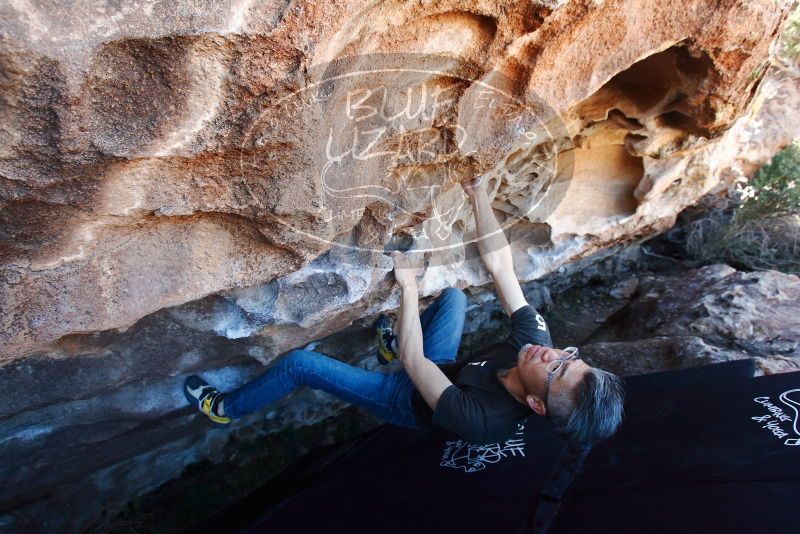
184, 176, 625, 445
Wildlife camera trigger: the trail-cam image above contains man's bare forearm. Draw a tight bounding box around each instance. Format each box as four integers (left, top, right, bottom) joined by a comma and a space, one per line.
470, 183, 513, 274
467, 179, 528, 315
396, 282, 453, 411
397, 281, 424, 362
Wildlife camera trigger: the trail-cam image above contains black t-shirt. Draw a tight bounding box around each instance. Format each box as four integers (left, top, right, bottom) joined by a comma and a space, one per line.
411, 305, 554, 444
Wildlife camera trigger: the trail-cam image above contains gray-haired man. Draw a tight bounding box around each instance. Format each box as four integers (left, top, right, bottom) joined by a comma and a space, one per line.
185, 176, 625, 445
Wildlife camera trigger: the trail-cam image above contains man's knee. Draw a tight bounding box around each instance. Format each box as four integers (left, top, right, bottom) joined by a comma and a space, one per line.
283, 349, 318, 369
281, 349, 321, 385
440, 287, 467, 308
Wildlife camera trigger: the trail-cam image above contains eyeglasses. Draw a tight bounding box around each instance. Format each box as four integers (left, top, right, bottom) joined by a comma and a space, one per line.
543, 346, 580, 413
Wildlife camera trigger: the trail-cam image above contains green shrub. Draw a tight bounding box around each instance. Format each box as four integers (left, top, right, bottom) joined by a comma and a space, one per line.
685, 142, 800, 274
782, 5, 800, 63
740, 141, 800, 218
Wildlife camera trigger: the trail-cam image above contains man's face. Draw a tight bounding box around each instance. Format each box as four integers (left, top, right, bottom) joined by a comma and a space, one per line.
516, 344, 591, 415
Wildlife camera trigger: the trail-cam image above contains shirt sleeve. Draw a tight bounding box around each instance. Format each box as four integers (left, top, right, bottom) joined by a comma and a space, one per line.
508, 304, 553, 349
431, 385, 489, 444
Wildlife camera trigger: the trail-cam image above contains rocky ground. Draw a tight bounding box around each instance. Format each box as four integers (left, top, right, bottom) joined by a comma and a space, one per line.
580, 264, 800, 376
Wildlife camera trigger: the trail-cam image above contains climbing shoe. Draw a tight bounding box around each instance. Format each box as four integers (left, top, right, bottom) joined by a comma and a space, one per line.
183, 375, 231, 425
375, 314, 399, 365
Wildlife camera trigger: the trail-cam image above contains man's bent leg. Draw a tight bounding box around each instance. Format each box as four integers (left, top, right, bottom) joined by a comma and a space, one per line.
419, 287, 467, 363
222, 349, 417, 428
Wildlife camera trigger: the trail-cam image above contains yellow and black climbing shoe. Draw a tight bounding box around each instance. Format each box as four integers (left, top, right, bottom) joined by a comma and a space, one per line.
375, 314, 399, 365
184, 375, 231, 425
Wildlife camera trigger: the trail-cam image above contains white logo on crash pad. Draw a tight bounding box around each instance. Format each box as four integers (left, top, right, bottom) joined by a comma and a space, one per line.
751, 389, 800, 446
440, 424, 526, 472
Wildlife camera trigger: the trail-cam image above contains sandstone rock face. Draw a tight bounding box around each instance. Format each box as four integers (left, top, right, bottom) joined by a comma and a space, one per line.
0, 0, 797, 530
1, 0, 794, 360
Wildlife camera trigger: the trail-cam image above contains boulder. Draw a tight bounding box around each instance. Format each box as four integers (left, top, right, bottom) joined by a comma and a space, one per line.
583, 264, 800, 375
0, 0, 798, 530
1, 0, 795, 361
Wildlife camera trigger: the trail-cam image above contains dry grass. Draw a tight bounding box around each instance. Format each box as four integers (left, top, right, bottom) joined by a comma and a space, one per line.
685, 143, 800, 275
686, 210, 800, 274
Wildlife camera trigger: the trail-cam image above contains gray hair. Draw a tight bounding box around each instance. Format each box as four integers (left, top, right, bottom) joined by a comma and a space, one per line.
547, 368, 625, 445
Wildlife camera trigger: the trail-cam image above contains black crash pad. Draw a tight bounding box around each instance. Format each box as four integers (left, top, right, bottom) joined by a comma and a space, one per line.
203, 359, 800, 534
550, 364, 800, 534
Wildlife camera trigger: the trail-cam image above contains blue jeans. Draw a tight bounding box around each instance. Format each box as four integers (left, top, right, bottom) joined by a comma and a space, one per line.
223, 288, 467, 428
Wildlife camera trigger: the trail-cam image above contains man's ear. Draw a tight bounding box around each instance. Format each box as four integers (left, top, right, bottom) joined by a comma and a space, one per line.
526, 394, 545, 416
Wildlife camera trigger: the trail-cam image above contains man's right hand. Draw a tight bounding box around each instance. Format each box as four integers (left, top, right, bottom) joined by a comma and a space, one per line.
461, 175, 486, 199
462, 171, 528, 317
